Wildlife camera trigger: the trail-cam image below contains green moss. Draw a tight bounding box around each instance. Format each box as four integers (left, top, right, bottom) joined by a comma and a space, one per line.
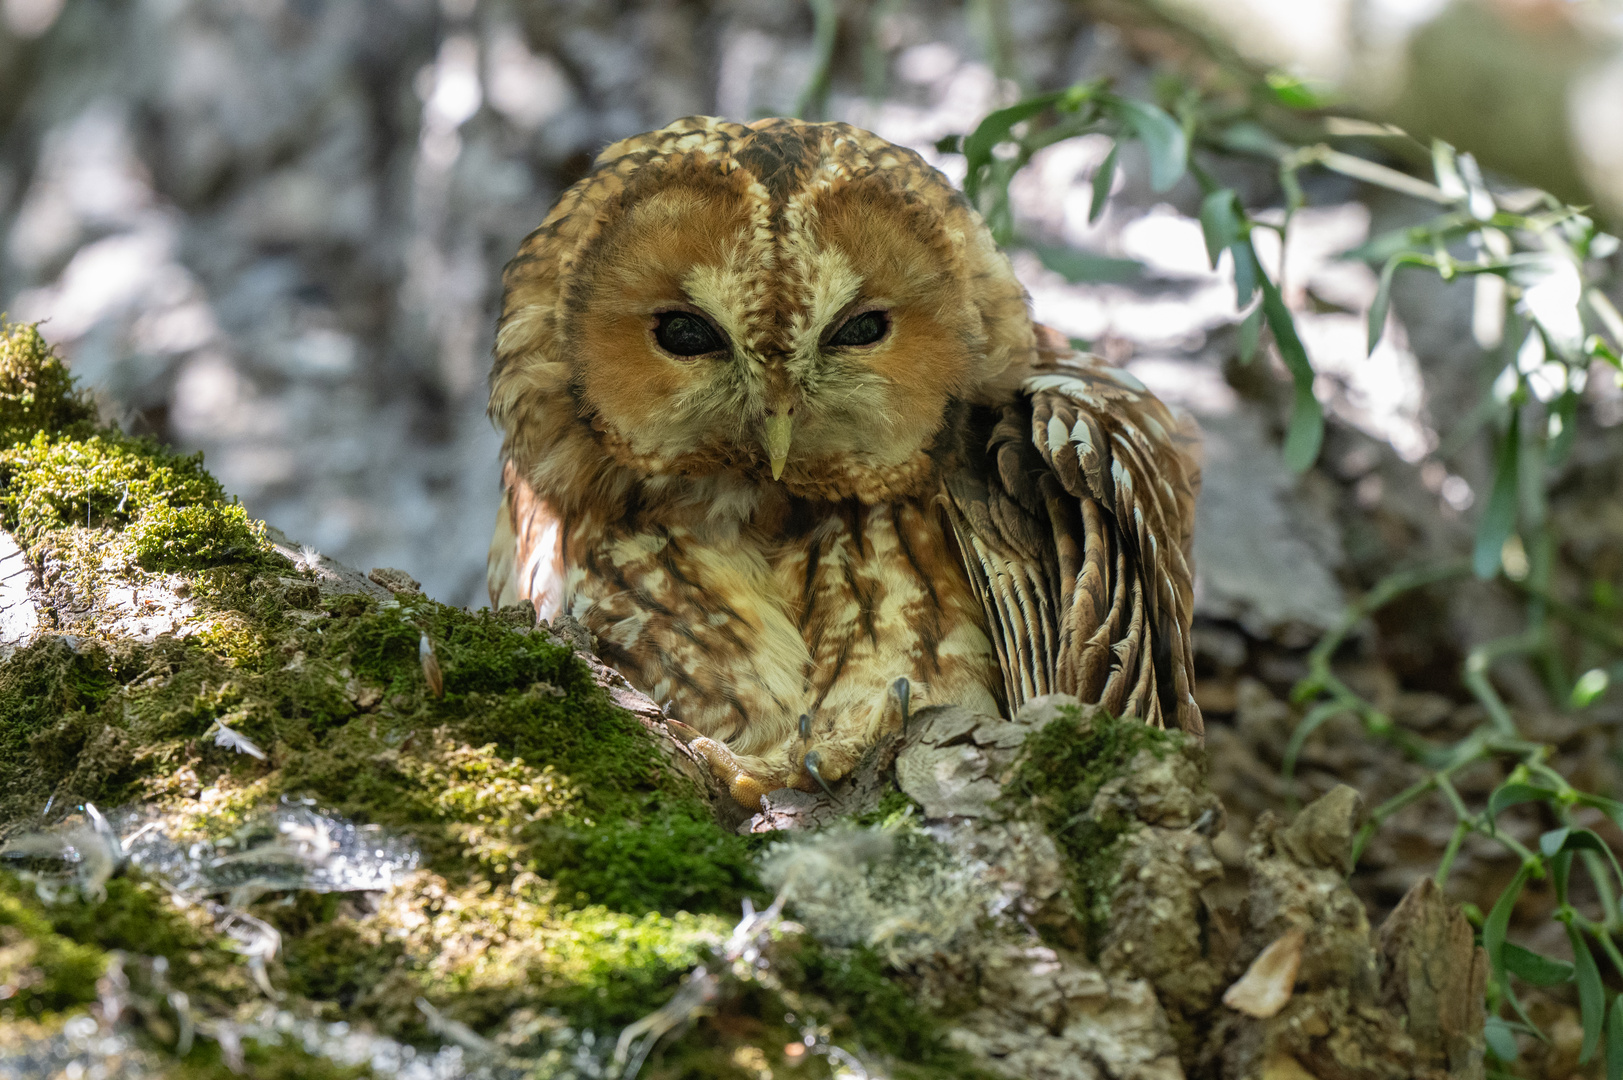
556, 811, 760, 914
1003, 706, 1176, 951
0, 883, 106, 1017
0, 593, 759, 1044
244, 601, 762, 914
30, 878, 233, 989
490, 902, 721, 1030
646, 936, 1000, 1080
0, 431, 227, 543
0, 871, 251, 1018
0, 322, 278, 578
0, 322, 96, 449
263, 874, 726, 1044
0, 571, 754, 916
271, 894, 395, 999
0, 638, 120, 814
125, 501, 270, 571
852, 788, 922, 830
792, 941, 989, 1074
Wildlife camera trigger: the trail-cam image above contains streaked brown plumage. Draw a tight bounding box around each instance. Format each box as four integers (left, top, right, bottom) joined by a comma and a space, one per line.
487, 116, 1201, 808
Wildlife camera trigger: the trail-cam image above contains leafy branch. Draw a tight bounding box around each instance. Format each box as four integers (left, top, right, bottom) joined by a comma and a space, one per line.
943, 66, 1623, 1073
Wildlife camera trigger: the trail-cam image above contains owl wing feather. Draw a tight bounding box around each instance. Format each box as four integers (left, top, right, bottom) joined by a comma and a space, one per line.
942, 329, 1203, 736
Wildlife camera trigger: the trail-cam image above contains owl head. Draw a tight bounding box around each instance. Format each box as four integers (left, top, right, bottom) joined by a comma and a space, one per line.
491, 116, 1035, 505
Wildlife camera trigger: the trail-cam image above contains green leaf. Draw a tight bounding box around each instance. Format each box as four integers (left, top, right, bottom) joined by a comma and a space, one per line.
1342, 212, 1478, 264
1541, 828, 1623, 896
1553, 850, 1574, 907
1237, 303, 1263, 365
1571, 665, 1610, 708
1265, 70, 1332, 109
1548, 388, 1578, 469
1565, 827, 1621, 859
1484, 863, 1538, 1029
1344, 225, 1427, 266
1089, 142, 1118, 223
977, 156, 1021, 245
1032, 245, 1145, 284
1571, 924, 1605, 1064
1607, 994, 1623, 1080
1199, 189, 1245, 269
1232, 239, 1262, 311
1255, 253, 1322, 471
1484, 1017, 1520, 1061
1368, 253, 1432, 354
1369, 258, 1399, 355
1474, 410, 1521, 579
1433, 139, 1465, 200
963, 90, 1069, 202
1020, 112, 1095, 156
1106, 97, 1187, 192
1576, 791, 1623, 830
1504, 942, 1575, 986
1587, 333, 1623, 371
1551, 844, 1577, 902
1216, 121, 1292, 160
1489, 783, 1561, 824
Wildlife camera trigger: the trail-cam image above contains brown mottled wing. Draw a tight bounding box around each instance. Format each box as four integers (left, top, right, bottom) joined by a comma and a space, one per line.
487, 459, 566, 621
942, 338, 1202, 736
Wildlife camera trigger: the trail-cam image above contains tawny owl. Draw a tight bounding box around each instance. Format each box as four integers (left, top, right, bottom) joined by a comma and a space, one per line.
486, 116, 1201, 810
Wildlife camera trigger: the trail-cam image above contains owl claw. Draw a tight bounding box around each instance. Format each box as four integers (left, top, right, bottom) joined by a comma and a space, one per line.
802, 750, 837, 799
798, 712, 812, 741
892, 677, 911, 734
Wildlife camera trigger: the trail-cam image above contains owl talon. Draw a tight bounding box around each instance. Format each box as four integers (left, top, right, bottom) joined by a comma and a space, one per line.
892, 677, 911, 734
798, 712, 812, 741
802, 750, 837, 799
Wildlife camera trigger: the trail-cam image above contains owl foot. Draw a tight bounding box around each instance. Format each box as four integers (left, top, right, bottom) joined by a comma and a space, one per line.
790, 678, 913, 800
797, 716, 846, 798
664, 720, 773, 811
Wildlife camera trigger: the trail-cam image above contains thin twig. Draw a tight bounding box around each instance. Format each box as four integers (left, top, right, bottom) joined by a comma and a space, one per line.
1284, 144, 1453, 204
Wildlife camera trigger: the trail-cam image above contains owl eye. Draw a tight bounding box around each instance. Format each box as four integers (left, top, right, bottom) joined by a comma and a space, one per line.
828, 309, 890, 348
652, 311, 726, 357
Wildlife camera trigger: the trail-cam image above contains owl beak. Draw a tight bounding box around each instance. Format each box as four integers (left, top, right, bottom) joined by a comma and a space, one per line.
764, 413, 793, 481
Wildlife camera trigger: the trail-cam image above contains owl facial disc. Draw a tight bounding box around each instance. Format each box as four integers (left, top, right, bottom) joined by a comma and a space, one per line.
492, 115, 1042, 502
